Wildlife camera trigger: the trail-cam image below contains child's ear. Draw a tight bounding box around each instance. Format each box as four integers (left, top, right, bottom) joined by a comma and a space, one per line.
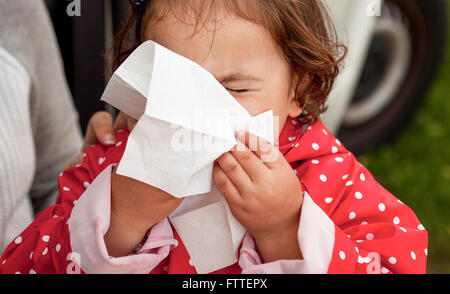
288, 73, 311, 118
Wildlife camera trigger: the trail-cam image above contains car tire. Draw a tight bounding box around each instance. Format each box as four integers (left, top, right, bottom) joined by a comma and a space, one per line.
337, 0, 447, 156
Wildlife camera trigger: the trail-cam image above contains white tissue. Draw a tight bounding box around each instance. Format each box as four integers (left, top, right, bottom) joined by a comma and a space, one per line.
101, 41, 274, 273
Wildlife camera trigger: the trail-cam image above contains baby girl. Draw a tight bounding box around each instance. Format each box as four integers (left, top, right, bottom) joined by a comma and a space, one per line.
0, 0, 427, 274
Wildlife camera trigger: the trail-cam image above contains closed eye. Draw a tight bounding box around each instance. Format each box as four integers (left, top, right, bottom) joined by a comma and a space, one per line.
226, 88, 248, 93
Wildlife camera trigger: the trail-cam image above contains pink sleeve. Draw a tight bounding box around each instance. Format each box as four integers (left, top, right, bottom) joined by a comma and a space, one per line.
67, 164, 177, 274
239, 153, 428, 274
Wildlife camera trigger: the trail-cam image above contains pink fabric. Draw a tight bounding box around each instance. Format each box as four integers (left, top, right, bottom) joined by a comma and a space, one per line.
68, 164, 178, 273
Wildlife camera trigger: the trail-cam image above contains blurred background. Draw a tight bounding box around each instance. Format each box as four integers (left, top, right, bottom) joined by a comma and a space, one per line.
42, 0, 449, 273
357, 1, 450, 274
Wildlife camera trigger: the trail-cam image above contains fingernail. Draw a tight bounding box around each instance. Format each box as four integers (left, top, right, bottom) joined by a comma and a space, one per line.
104, 134, 116, 145
234, 139, 246, 152
236, 131, 246, 143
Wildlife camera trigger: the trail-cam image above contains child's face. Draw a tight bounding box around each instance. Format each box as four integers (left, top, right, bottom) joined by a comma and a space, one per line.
145, 12, 304, 137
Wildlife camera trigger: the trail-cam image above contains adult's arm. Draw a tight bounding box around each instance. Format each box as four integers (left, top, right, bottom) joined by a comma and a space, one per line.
0, 0, 83, 212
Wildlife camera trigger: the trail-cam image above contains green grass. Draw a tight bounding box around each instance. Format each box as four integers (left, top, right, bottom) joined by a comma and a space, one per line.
357, 7, 450, 274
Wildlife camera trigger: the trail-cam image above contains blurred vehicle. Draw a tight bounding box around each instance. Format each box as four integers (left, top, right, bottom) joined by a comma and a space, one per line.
324, 0, 447, 155
44, 0, 447, 156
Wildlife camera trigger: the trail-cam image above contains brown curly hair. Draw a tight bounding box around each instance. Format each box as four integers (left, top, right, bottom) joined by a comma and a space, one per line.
109, 0, 347, 125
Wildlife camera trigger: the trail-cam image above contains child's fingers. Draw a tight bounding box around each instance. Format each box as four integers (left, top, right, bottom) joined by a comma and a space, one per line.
213, 163, 242, 206
236, 131, 282, 169
216, 152, 252, 192
230, 140, 268, 181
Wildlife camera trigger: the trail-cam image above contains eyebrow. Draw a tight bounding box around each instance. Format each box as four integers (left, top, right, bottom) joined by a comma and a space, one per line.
218, 73, 263, 84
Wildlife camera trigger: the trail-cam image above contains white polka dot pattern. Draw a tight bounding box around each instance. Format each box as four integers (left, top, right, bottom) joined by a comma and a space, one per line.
0, 120, 427, 274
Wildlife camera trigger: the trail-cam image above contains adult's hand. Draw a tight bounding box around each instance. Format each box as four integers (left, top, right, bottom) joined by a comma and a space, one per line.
64, 111, 137, 170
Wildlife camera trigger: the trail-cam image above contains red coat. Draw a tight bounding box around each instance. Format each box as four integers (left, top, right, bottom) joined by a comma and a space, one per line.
0, 119, 427, 274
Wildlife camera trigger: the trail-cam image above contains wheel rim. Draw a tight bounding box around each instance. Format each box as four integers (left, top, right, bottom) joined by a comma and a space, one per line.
343, 1, 413, 127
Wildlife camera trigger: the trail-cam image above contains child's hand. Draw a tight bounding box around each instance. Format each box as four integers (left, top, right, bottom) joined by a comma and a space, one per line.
214, 132, 303, 262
